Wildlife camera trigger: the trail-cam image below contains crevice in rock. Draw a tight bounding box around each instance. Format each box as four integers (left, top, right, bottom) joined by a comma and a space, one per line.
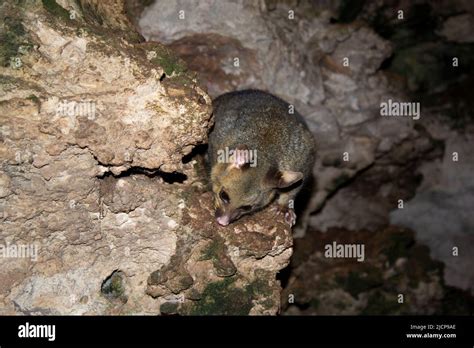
97, 167, 188, 184
276, 263, 292, 289
377, 53, 395, 71
87, 148, 187, 184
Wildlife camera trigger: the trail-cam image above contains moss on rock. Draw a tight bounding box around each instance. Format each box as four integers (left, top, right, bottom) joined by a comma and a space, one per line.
188, 277, 253, 315
42, 0, 71, 22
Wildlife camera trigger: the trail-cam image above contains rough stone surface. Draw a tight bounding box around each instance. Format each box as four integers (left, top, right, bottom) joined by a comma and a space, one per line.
438, 14, 474, 43
391, 123, 474, 293
0, 0, 291, 315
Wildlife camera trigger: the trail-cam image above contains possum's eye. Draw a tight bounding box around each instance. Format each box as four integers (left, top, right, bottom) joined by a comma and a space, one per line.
219, 190, 230, 204
240, 205, 252, 211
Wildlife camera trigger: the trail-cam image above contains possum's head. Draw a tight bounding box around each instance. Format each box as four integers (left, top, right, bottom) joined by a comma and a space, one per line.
210, 145, 303, 226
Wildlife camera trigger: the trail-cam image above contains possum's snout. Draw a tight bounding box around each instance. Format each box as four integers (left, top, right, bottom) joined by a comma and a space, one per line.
216, 215, 230, 226
214, 206, 229, 226
215, 207, 240, 226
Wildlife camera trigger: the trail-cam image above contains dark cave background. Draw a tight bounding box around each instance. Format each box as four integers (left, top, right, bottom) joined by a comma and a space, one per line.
279, 0, 474, 315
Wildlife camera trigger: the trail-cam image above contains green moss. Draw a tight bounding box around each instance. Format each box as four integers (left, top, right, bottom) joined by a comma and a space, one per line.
199, 239, 236, 277
42, 0, 71, 21
261, 298, 275, 310
26, 94, 40, 106
75, 0, 103, 26
246, 272, 273, 298
200, 240, 220, 261
167, 74, 193, 87
101, 271, 127, 303
149, 46, 187, 76
0, 39, 19, 67
0, 16, 31, 67
0, 75, 16, 85
188, 277, 253, 315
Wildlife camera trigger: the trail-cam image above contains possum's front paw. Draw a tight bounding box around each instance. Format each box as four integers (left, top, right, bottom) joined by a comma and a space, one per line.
272, 205, 297, 227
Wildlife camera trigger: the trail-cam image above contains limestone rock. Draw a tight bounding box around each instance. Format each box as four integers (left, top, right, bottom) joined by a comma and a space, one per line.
0, 0, 291, 315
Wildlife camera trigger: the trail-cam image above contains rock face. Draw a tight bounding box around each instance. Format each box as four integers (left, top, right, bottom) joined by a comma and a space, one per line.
391, 124, 474, 293
0, 0, 291, 315
439, 14, 474, 43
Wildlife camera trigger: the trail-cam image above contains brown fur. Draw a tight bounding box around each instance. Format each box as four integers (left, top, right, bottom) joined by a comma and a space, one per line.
208, 90, 316, 226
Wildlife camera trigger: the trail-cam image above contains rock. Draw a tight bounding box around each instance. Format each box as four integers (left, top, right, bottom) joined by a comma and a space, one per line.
139, 0, 327, 104
390, 124, 474, 293
330, 27, 392, 77
438, 14, 474, 43
281, 226, 467, 315
0, 0, 291, 315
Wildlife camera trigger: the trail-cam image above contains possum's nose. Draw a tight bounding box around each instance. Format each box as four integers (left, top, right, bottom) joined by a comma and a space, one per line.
215, 207, 230, 226
216, 215, 230, 226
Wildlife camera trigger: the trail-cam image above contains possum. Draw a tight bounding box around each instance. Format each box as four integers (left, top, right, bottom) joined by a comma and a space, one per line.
207, 89, 315, 227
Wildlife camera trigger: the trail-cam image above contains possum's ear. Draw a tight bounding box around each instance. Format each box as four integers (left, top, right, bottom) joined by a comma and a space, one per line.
265, 168, 303, 188
229, 144, 250, 170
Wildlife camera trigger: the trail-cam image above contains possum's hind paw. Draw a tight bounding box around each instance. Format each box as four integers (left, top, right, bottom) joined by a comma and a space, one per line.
271, 205, 297, 227
285, 209, 296, 227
